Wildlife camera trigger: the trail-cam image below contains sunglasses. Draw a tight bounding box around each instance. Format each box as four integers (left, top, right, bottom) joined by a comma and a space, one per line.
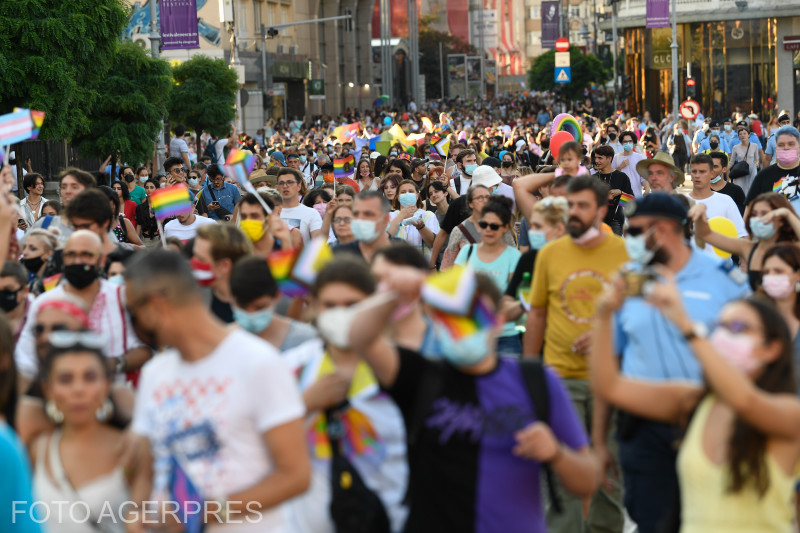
49, 330, 105, 350
716, 320, 761, 334
478, 221, 503, 231
34, 323, 69, 337
625, 225, 653, 237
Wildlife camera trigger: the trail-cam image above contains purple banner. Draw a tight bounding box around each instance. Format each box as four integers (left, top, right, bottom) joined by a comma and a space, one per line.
160, 0, 199, 50
541, 1, 560, 50
646, 0, 670, 29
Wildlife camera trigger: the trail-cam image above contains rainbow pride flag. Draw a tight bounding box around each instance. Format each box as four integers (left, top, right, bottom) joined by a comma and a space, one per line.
431, 136, 450, 157
266, 237, 334, 297
43, 274, 61, 292
223, 148, 257, 194
267, 248, 305, 297
334, 155, 355, 178
432, 295, 498, 339
618, 192, 635, 204
150, 185, 193, 220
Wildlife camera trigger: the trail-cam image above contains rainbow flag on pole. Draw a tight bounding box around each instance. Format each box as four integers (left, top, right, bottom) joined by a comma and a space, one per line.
223, 148, 257, 194
150, 185, 193, 220
618, 192, 635, 204
334, 155, 355, 178
431, 136, 450, 157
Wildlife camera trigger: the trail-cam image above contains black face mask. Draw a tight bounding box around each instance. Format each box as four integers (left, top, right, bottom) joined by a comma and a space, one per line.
0, 288, 20, 313
63, 264, 99, 289
709, 141, 720, 149
21, 256, 45, 274
608, 133, 618, 141
502, 161, 514, 168
124, 175, 134, 183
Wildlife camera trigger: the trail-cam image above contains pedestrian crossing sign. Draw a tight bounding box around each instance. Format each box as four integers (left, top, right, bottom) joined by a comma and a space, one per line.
555, 67, 571, 83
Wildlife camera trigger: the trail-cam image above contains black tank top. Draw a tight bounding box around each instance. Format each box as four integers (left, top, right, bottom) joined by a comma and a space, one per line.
746, 241, 761, 291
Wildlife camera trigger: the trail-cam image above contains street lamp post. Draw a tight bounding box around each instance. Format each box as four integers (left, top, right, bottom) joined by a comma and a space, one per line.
149, 0, 165, 172
611, 0, 619, 110
670, 0, 679, 124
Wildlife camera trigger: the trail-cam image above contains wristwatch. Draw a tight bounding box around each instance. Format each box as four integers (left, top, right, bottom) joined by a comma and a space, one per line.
681, 322, 708, 342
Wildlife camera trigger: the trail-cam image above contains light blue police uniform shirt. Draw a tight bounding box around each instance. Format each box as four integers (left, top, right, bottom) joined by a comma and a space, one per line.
765, 134, 777, 164
720, 130, 738, 148
728, 132, 763, 150
698, 135, 731, 154
614, 250, 750, 384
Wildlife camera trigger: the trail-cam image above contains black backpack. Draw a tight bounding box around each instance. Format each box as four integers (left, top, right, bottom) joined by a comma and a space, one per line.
406, 358, 562, 512
203, 139, 220, 163
325, 404, 391, 533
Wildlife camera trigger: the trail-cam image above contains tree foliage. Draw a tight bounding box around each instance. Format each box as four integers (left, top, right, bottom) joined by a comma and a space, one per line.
72, 41, 172, 166
528, 47, 610, 102
168, 55, 239, 138
418, 15, 478, 102
0, 0, 130, 140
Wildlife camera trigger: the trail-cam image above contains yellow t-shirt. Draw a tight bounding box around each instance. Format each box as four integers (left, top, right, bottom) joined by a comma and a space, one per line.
530, 234, 628, 380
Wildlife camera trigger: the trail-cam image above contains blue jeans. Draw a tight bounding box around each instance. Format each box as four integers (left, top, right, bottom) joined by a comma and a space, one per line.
496, 333, 522, 357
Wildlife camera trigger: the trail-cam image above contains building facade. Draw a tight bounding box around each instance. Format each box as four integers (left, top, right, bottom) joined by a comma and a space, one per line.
127, 0, 376, 128
601, 0, 800, 120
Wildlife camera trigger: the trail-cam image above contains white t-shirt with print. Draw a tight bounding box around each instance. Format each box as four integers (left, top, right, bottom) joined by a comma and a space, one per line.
280, 204, 323, 244
164, 214, 217, 242
280, 339, 408, 533
132, 329, 305, 532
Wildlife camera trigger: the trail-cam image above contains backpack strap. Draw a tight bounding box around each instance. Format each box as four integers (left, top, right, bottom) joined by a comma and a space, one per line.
458, 223, 477, 244
454, 176, 462, 195
519, 359, 562, 513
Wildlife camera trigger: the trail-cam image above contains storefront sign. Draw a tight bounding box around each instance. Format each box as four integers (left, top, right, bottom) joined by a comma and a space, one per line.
646, 0, 669, 29
649, 27, 683, 69
541, 1, 560, 50
784, 36, 800, 51
159, 0, 199, 50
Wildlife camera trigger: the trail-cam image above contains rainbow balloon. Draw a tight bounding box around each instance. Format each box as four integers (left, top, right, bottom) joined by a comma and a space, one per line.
550, 113, 583, 144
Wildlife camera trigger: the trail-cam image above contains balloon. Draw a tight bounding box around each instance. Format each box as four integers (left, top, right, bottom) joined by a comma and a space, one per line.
383, 116, 392, 126
549, 131, 574, 160
402, 113, 409, 121
707, 217, 738, 259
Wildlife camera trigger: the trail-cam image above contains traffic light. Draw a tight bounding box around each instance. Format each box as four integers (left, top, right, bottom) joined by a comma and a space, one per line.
686, 77, 696, 98
263, 93, 273, 111
620, 75, 631, 100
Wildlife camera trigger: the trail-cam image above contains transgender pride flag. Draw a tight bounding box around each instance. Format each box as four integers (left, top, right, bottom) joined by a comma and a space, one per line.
0, 110, 33, 146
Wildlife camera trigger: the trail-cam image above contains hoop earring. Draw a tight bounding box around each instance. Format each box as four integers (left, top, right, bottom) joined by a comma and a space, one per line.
96, 398, 113, 422
46, 401, 64, 424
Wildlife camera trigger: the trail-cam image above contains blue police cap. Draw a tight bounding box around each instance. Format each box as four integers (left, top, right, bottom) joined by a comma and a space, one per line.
623, 192, 688, 222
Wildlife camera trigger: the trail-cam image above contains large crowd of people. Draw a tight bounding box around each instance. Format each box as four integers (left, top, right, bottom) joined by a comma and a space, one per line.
3, 93, 800, 533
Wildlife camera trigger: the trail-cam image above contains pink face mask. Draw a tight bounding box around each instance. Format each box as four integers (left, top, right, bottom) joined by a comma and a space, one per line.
572, 225, 600, 245
313, 203, 328, 217
776, 149, 798, 167
709, 327, 760, 374
360, 170, 370, 177
762, 274, 795, 300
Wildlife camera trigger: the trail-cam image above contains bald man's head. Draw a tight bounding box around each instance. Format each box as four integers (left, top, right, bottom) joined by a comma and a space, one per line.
63, 230, 103, 267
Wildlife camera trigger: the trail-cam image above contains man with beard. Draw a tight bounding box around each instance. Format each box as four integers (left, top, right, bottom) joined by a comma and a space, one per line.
451, 148, 478, 195
593, 193, 749, 533
523, 175, 627, 532
125, 250, 310, 531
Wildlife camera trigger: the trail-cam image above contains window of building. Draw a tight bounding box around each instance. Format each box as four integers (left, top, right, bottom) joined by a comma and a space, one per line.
527, 32, 541, 45
527, 7, 540, 19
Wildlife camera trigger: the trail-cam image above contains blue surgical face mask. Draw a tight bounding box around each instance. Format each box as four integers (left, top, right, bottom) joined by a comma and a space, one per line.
724, 124, 732, 132
464, 163, 478, 175
623, 142, 634, 152
749, 217, 776, 240
139, 176, 149, 184
398, 192, 417, 207
624, 233, 655, 265
107, 274, 125, 286
710, 176, 722, 184
528, 229, 548, 250
434, 325, 492, 367
188, 178, 199, 188
350, 218, 383, 243
300, 155, 307, 163
233, 307, 274, 334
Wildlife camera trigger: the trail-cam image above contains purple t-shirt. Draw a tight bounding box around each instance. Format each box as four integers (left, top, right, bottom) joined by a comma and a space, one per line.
388, 349, 588, 533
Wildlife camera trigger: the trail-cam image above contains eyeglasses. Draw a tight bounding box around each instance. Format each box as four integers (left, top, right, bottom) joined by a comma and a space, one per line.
333, 217, 352, 225
478, 221, 503, 231
34, 323, 69, 337
716, 321, 761, 335
277, 181, 297, 187
169, 167, 187, 174
49, 330, 105, 350
625, 225, 653, 237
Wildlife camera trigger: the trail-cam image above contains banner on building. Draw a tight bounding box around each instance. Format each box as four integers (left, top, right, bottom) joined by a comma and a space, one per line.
159, 0, 200, 50
466, 57, 482, 83
541, 1, 560, 50
447, 55, 467, 98
646, 0, 670, 29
